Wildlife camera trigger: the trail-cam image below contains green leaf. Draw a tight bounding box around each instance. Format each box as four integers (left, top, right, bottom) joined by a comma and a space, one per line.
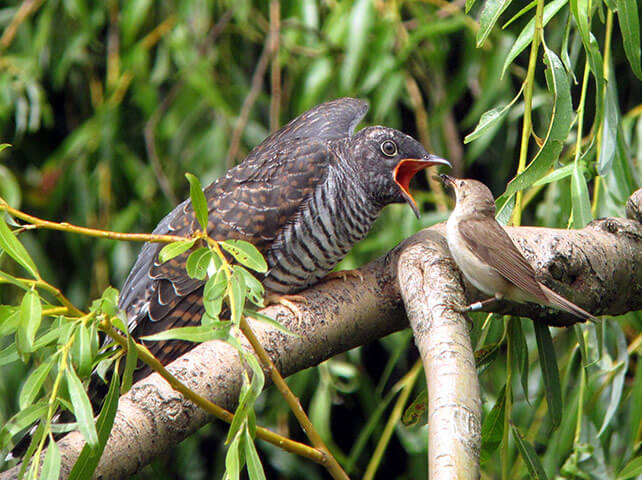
69, 370, 120, 480
401, 389, 428, 427
19, 359, 54, 410
480, 385, 506, 463
0, 402, 48, 449
72, 324, 93, 378
0, 342, 19, 366
186, 247, 213, 280
477, 0, 512, 47
498, 46, 573, 201
0, 305, 20, 336
511, 423, 549, 479
220, 240, 268, 273
510, 318, 529, 401
158, 239, 196, 264
597, 323, 628, 436
41, 436, 62, 480
66, 365, 98, 448
225, 432, 242, 480
228, 271, 246, 326
234, 265, 264, 307
533, 322, 562, 428
244, 427, 266, 480
185, 173, 209, 232
533, 163, 574, 186
598, 68, 620, 175
16, 289, 42, 354
501, 0, 568, 76
615, 0, 642, 79
0, 216, 39, 278
617, 456, 642, 480
121, 334, 138, 394
464, 94, 518, 144
141, 324, 230, 343
571, 165, 592, 228
245, 310, 296, 337
90, 286, 120, 317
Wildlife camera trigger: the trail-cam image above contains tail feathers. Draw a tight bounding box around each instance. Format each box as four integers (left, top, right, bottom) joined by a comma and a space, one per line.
541, 284, 599, 324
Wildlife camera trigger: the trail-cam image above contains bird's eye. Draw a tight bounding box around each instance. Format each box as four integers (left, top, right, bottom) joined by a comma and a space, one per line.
380, 140, 398, 157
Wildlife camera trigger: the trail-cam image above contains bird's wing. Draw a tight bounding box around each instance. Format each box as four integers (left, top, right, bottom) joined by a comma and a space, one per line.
457, 218, 547, 300
119, 139, 333, 355
260, 97, 368, 145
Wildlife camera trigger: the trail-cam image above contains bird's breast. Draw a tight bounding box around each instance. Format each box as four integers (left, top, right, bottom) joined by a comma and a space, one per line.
263, 171, 379, 294
447, 216, 510, 297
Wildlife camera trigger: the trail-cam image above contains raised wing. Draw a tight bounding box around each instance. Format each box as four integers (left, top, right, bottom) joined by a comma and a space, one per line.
119, 138, 333, 369
458, 218, 547, 301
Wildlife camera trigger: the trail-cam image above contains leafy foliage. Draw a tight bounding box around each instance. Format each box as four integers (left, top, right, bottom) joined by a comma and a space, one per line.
0, 0, 641, 479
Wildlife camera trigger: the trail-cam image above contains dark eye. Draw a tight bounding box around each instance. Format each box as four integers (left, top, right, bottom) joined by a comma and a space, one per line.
380, 140, 397, 157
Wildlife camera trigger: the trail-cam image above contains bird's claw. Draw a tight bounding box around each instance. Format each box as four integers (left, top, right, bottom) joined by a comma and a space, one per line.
264, 293, 307, 327
324, 269, 364, 284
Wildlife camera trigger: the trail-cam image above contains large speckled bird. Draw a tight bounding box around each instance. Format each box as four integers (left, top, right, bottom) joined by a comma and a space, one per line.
119, 98, 450, 374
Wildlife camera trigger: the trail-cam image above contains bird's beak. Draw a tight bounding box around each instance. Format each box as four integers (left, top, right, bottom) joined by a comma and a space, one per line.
394, 155, 451, 218
439, 173, 456, 187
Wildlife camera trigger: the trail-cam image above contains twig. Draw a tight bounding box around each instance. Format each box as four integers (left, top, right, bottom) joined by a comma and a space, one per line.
101, 322, 326, 464
0, 202, 186, 244
0, 0, 45, 51
239, 316, 350, 480
269, 0, 281, 132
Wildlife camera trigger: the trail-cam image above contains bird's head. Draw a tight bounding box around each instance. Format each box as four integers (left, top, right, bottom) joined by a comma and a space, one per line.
348, 126, 451, 218
440, 175, 496, 216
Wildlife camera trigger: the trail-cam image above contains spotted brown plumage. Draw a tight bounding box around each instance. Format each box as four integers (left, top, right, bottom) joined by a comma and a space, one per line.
119, 98, 450, 375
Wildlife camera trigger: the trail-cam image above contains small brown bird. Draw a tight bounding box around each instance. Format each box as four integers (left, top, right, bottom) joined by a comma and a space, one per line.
441, 175, 597, 323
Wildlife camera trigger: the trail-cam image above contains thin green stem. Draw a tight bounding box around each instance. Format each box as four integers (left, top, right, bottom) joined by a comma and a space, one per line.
512, 0, 545, 227
502, 317, 514, 479
363, 359, 422, 480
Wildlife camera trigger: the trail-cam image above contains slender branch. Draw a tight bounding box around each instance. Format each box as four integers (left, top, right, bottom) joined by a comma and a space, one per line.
512, 0, 545, 226
100, 322, 325, 464
239, 317, 349, 479
0, 201, 186, 244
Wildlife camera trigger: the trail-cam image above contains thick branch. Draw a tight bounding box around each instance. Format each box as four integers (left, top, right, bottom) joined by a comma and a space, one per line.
3, 191, 642, 479
397, 231, 481, 479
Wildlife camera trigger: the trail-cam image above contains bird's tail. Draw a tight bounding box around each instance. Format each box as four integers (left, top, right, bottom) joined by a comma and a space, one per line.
541, 284, 599, 324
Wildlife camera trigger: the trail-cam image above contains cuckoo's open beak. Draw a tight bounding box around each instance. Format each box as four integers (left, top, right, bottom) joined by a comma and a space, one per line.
394, 155, 451, 218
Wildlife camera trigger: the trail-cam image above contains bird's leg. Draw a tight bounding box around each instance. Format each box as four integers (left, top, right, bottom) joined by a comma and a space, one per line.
264, 292, 308, 325
323, 269, 364, 284
464, 293, 504, 312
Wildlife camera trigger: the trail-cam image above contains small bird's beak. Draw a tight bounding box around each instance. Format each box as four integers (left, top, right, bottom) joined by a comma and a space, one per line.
394, 155, 451, 218
439, 173, 456, 187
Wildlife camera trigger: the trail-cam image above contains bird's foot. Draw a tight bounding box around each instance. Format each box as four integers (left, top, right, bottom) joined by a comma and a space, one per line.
323, 269, 364, 284
264, 292, 308, 326
464, 296, 499, 312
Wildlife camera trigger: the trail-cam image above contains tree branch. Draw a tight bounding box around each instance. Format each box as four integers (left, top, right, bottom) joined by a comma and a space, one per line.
4, 189, 642, 479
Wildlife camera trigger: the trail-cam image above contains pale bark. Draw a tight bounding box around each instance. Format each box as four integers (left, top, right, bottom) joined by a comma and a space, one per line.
3, 190, 642, 480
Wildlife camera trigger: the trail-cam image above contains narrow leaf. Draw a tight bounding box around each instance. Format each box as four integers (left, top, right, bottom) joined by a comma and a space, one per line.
571, 165, 592, 228
68, 371, 120, 480
617, 456, 642, 480
158, 239, 195, 263
186, 247, 213, 280
0, 402, 48, 449
121, 334, 138, 394
66, 365, 98, 447
185, 173, 209, 232
16, 289, 42, 354
228, 272, 246, 326
220, 240, 268, 273
533, 322, 562, 428
615, 0, 642, 79
141, 324, 230, 343
477, 0, 512, 47
0, 216, 39, 278
480, 385, 506, 463
19, 359, 54, 410
41, 436, 62, 480
499, 46, 573, 201
511, 423, 549, 479
244, 428, 266, 480
225, 433, 242, 480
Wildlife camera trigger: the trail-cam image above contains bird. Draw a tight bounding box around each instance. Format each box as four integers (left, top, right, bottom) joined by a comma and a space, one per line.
440, 175, 598, 323
118, 98, 451, 376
